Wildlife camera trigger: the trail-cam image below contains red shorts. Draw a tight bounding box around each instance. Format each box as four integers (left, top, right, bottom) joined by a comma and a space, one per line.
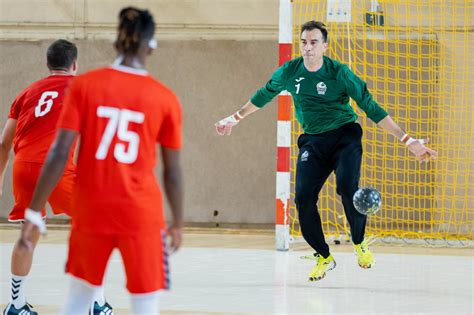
66, 228, 169, 293
9, 160, 75, 221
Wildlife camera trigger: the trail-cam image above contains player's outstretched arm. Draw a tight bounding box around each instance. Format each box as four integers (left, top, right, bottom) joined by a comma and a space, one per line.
0, 119, 17, 196
376, 115, 437, 163
215, 100, 260, 136
161, 147, 183, 253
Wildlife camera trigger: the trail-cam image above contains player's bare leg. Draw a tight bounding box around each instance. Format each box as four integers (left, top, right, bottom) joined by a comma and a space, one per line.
11, 225, 40, 276
3, 224, 40, 315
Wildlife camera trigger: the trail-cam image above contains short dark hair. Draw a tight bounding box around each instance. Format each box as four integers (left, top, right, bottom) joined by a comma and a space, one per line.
114, 7, 156, 55
47, 39, 77, 70
300, 21, 328, 43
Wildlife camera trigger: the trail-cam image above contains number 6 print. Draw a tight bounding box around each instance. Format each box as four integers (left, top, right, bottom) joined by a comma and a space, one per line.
35, 91, 59, 117
96, 106, 145, 164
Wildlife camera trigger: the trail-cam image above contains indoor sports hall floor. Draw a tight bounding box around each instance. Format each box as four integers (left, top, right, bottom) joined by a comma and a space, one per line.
0, 225, 472, 315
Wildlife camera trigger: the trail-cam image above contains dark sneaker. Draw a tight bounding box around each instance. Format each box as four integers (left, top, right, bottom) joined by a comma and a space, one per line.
3, 303, 38, 315
90, 301, 114, 315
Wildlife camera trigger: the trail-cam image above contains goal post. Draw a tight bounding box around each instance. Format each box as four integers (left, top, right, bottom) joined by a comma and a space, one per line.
276, 0, 474, 249
275, 0, 293, 251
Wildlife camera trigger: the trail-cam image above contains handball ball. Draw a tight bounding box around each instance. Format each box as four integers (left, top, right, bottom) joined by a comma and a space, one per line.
353, 187, 381, 216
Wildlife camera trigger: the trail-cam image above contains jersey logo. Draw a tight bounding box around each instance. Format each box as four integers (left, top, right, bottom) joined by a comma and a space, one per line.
301, 150, 309, 162
316, 82, 327, 95
295, 77, 305, 82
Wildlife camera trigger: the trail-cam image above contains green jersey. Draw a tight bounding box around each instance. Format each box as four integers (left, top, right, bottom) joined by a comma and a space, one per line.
250, 56, 388, 134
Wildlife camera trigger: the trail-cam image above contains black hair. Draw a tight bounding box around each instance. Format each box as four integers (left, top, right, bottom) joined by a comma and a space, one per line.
300, 21, 328, 43
46, 39, 77, 70
114, 7, 156, 55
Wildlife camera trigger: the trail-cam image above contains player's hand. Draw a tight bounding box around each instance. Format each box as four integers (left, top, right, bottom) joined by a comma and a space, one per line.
407, 137, 437, 163
167, 221, 183, 254
215, 114, 240, 136
18, 221, 41, 253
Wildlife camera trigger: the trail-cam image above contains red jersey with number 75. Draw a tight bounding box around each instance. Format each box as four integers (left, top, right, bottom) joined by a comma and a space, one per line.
9, 75, 75, 163
58, 66, 182, 235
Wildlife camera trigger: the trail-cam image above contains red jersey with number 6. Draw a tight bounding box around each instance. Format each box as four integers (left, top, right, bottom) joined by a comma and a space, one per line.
58, 66, 182, 235
9, 75, 75, 163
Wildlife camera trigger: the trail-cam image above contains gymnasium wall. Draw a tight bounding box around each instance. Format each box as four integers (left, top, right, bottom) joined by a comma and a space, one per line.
0, 1, 472, 227
0, 0, 280, 226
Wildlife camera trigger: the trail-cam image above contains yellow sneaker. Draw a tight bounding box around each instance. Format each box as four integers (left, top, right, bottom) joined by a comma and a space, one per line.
306, 254, 336, 282
354, 239, 374, 268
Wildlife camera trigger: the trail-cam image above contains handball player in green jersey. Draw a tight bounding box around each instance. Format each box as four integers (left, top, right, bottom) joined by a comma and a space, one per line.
215, 21, 437, 281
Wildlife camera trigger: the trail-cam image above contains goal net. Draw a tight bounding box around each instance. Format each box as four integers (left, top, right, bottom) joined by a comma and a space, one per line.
287, 0, 473, 246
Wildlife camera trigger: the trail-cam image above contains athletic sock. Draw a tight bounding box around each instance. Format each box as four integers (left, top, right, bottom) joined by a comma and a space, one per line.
92, 285, 106, 305
130, 291, 160, 315
10, 274, 27, 308
61, 276, 97, 315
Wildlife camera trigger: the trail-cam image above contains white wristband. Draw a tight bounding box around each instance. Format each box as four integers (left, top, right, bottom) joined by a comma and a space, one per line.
400, 133, 410, 142
218, 115, 238, 126
235, 111, 244, 120
25, 209, 47, 234
405, 137, 416, 146
404, 137, 425, 146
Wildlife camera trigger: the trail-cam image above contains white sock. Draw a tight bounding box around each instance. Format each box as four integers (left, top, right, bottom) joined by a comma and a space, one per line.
10, 274, 27, 308
61, 276, 99, 315
130, 291, 160, 315
92, 285, 106, 305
